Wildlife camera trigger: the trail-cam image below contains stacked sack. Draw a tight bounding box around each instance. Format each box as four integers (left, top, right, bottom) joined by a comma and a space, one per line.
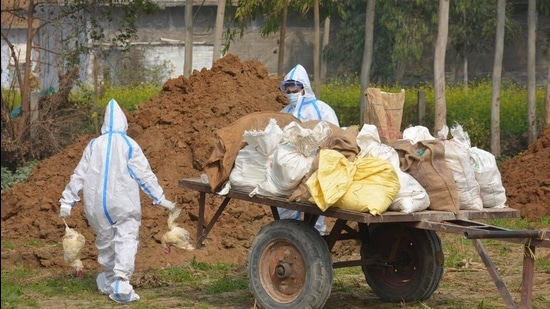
205, 113, 506, 215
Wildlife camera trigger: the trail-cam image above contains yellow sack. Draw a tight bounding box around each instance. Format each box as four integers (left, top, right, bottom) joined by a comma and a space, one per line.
334, 157, 400, 215
307, 149, 401, 215
306, 149, 356, 211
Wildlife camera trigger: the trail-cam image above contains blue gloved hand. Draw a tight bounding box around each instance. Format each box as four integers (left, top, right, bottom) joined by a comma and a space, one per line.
60, 204, 72, 218
159, 199, 176, 211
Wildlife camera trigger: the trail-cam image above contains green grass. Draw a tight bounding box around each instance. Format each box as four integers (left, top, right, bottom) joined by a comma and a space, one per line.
1, 257, 248, 308
1, 268, 98, 308
204, 274, 248, 294
1, 268, 31, 306
2, 216, 548, 308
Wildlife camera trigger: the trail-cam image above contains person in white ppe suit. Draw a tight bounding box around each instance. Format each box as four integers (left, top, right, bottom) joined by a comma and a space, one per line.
59, 98, 176, 303
279, 64, 340, 235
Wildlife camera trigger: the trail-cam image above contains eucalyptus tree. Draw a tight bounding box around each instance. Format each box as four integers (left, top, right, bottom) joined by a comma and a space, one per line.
326, 0, 439, 85
213, 0, 226, 64
527, 0, 537, 144
491, 0, 506, 157
226, 0, 334, 81
540, 1, 550, 127
184, 0, 193, 77
376, 0, 439, 85
449, 0, 519, 87
434, 0, 449, 134
359, 0, 375, 124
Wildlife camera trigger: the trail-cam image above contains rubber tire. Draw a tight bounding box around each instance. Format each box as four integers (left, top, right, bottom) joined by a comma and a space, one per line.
247, 219, 333, 309
360, 223, 444, 302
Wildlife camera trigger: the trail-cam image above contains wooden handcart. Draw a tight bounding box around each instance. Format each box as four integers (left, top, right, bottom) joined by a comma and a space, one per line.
179, 177, 549, 309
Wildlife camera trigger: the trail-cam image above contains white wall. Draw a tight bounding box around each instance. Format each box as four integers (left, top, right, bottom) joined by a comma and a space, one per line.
143, 43, 214, 79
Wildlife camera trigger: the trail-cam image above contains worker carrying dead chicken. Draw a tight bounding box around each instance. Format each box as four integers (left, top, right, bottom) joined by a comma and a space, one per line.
59, 99, 176, 304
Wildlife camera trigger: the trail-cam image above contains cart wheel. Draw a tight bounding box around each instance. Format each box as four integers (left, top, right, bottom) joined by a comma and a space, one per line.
359, 223, 444, 302
247, 219, 333, 309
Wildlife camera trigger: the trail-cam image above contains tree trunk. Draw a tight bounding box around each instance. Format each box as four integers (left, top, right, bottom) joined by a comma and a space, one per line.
527, 0, 537, 144
463, 55, 468, 87
546, 64, 550, 126
212, 0, 226, 64
434, 0, 449, 134
321, 17, 330, 83
360, 0, 376, 125
313, 0, 320, 95
184, 0, 193, 77
278, 0, 288, 76
491, 0, 506, 157
18, 0, 37, 141
93, 51, 99, 134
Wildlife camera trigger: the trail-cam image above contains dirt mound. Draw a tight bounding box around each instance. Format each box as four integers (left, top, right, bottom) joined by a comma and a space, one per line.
1, 54, 288, 272
499, 124, 550, 219
1, 54, 549, 275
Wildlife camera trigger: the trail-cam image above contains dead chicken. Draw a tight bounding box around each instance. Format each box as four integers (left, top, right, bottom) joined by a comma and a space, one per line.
161, 207, 195, 254
62, 219, 86, 277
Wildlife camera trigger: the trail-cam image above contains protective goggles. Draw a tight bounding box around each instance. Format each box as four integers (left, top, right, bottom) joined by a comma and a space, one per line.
280, 80, 304, 93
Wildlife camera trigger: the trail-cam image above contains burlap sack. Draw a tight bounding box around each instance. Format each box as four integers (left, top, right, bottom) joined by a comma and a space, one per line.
204, 112, 299, 192
393, 139, 460, 214
364, 88, 405, 144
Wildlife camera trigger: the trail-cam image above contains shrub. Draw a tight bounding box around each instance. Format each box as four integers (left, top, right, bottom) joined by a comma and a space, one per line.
1, 161, 38, 190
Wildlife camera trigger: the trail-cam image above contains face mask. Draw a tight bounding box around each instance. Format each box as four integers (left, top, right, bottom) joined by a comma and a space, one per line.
286, 92, 301, 106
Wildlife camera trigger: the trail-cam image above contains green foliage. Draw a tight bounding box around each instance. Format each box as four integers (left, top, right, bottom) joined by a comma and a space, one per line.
322, 79, 546, 156
225, 0, 334, 52
379, 0, 438, 63
1, 89, 21, 111
100, 48, 175, 88
326, 0, 522, 84
323, 0, 368, 77
85, 0, 160, 48
101, 84, 161, 111
449, 0, 521, 57
70, 84, 161, 112
1, 161, 38, 190
326, 0, 439, 83
321, 75, 363, 126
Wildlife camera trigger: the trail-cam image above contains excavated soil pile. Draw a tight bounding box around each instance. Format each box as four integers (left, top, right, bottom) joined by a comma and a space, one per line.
500, 124, 550, 219
1, 54, 549, 275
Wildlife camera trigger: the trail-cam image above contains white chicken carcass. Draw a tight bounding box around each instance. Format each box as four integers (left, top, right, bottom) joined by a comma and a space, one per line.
161, 207, 195, 254
62, 219, 86, 277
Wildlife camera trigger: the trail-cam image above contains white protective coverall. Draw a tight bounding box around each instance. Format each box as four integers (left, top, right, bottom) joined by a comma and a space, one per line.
281, 64, 339, 126
59, 99, 171, 303
279, 64, 340, 235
